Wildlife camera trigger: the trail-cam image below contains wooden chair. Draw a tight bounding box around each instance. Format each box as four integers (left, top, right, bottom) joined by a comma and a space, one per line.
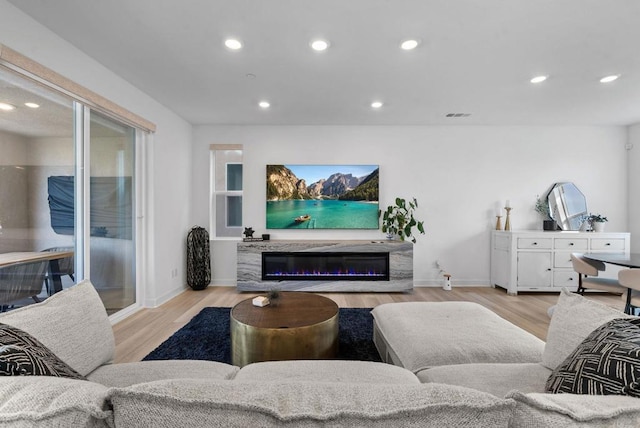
0, 260, 48, 311
570, 253, 626, 295
618, 269, 640, 315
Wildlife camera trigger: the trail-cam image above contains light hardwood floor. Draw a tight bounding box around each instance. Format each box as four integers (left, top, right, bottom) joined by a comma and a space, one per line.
113, 286, 624, 364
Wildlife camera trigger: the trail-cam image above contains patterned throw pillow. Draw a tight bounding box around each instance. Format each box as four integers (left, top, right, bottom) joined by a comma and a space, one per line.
0, 323, 86, 380
546, 318, 640, 397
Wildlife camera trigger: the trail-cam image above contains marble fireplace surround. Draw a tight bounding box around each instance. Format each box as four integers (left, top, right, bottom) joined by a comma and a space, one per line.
237, 240, 413, 292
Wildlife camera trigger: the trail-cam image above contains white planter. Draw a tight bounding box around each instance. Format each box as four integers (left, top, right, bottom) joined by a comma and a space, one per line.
593, 221, 606, 232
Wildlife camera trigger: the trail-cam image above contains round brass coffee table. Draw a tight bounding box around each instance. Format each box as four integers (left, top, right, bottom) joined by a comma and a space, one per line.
230, 292, 339, 367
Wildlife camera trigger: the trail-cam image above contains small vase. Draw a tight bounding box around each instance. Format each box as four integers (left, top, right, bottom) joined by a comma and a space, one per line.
386, 232, 395, 240
543, 220, 557, 231
593, 222, 606, 232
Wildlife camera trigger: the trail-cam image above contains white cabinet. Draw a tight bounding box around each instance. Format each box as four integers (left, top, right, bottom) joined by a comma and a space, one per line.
517, 252, 552, 288
490, 231, 630, 295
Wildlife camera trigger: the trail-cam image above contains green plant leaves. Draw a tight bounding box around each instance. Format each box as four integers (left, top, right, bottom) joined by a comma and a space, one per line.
379, 196, 425, 243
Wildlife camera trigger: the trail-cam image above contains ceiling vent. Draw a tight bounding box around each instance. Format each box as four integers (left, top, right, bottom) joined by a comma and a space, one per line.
445, 113, 471, 118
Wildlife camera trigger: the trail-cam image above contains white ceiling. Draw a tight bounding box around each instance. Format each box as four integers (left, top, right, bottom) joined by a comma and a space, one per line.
7, 0, 640, 126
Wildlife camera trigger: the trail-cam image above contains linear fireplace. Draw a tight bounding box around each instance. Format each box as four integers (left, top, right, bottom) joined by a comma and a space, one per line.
262, 252, 390, 281
238, 240, 412, 292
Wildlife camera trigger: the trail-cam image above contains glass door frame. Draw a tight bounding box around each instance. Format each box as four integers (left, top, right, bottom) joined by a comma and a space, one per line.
0, 45, 153, 321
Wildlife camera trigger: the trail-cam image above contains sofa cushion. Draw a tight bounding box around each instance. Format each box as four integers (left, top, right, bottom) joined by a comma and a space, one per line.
546, 318, 640, 397
0, 376, 112, 427
507, 390, 640, 427
110, 379, 516, 427
0, 323, 85, 380
0, 280, 114, 376
542, 288, 632, 371
371, 301, 544, 373
87, 359, 239, 387
234, 360, 420, 384
417, 363, 551, 397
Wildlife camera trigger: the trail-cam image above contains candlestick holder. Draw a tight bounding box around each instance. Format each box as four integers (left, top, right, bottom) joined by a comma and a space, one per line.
504, 207, 512, 231
495, 215, 502, 230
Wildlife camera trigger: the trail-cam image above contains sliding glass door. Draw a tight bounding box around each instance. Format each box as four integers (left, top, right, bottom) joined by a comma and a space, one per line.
0, 65, 141, 315
0, 67, 76, 304
88, 112, 136, 313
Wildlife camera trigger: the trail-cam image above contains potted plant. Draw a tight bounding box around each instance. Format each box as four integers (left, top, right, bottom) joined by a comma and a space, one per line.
587, 214, 608, 232
379, 197, 425, 243
535, 195, 556, 231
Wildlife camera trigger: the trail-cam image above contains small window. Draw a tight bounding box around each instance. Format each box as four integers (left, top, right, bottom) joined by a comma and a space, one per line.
210, 146, 243, 238
226, 195, 242, 227
227, 164, 243, 191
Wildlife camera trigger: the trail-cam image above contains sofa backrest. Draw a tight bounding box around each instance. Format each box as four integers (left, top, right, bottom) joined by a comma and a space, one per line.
110, 380, 516, 427
0, 279, 115, 376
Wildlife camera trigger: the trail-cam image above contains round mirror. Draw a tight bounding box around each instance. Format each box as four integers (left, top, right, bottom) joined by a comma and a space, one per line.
547, 182, 587, 231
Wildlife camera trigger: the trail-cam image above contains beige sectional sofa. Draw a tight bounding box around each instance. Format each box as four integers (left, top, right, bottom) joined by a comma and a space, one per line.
1, 280, 639, 427
372, 289, 640, 426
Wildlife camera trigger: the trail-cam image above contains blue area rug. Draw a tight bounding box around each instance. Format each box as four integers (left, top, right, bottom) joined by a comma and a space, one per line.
143, 307, 381, 363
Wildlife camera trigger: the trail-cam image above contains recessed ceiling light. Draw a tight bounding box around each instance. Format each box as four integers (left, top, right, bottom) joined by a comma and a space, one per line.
224, 38, 243, 50
24, 102, 40, 108
530, 75, 548, 84
600, 74, 620, 83
400, 39, 419, 50
371, 101, 383, 109
0, 102, 15, 111
310, 39, 330, 51
258, 101, 270, 109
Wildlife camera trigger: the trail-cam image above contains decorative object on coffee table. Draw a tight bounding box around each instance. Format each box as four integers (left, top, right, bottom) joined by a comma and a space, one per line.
267, 287, 280, 306
230, 292, 339, 367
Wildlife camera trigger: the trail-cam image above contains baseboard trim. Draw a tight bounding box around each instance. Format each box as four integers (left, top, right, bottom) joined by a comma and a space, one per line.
413, 280, 492, 287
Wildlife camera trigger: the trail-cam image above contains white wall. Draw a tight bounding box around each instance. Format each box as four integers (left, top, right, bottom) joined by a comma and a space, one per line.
193, 125, 629, 286
628, 124, 640, 252
0, 0, 194, 306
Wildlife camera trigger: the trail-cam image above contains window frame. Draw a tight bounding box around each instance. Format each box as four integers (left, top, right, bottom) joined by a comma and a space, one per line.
209, 145, 243, 239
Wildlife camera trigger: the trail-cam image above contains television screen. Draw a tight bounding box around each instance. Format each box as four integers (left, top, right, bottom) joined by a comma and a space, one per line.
266, 164, 379, 229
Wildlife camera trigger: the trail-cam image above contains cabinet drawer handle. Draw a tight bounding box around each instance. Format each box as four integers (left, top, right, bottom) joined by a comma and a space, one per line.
569, 243, 574, 246
568, 277, 574, 281
605, 243, 611, 246
547, 268, 552, 271
532, 242, 538, 246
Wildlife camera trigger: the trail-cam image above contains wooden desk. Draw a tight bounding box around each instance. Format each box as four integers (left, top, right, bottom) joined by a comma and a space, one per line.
584, 252, 640, 269
230, 292, 339, 367
0, 251, 74, 293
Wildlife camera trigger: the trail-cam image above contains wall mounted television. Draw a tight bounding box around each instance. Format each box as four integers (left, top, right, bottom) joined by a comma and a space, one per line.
266, 164, 379, 229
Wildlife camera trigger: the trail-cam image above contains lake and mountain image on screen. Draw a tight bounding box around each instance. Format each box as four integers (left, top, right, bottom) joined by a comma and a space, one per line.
266, 165, 379, 229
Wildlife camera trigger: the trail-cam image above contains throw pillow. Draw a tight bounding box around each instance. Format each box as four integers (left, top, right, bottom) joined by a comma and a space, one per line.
542, 288, 632, 370
546, 318, 640, 397
0, 323, 86, 380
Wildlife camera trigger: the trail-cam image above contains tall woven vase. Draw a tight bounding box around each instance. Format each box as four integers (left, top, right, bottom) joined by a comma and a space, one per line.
186, 226, 211, 290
